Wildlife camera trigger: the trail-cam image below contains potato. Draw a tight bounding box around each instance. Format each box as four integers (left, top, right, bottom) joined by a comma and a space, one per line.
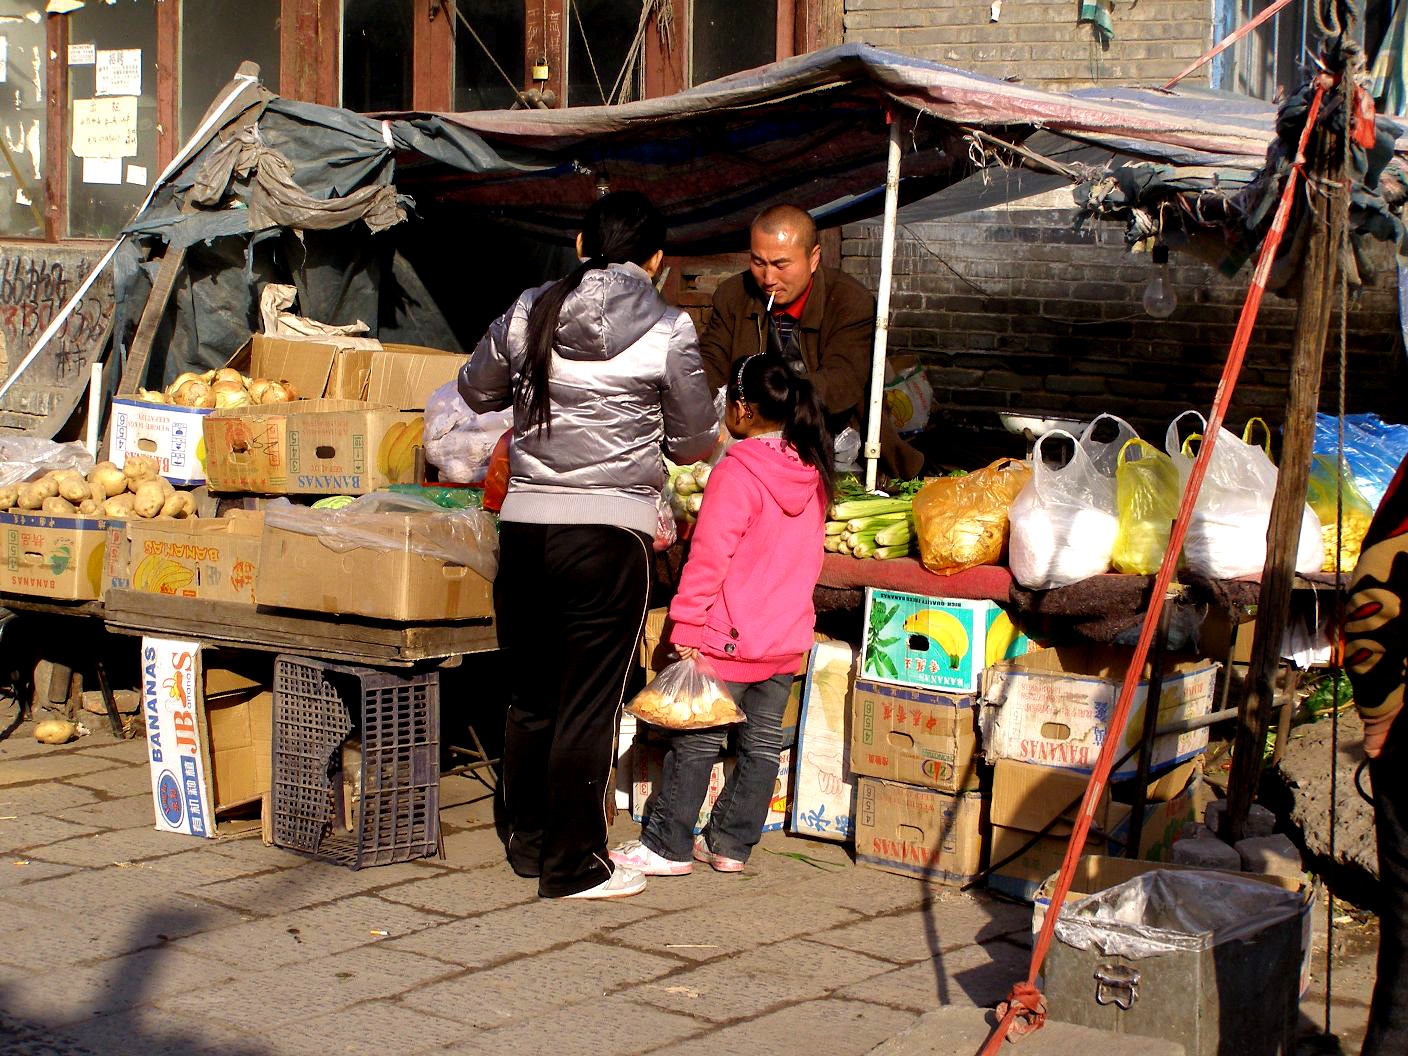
103, 493, 136, 518
159, 492, 186, 518
78, 498, 101, 516
0, 486, 16, 510
33, 476, 59, 499
42, 496, 76, 515
123, 455, 159, 483
58, 476, 90, 503
156, 477, 175, 499
16, 484, 45, 510
133, 480, 165, 518
33, 719, 78, 745
88, 465, 127, 499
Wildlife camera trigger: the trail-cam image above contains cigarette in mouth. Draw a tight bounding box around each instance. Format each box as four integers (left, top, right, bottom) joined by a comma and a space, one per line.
766, 293, 775, 312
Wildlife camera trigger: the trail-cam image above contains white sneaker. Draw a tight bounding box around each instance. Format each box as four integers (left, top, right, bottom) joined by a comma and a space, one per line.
610, 839, 693, 876
562, 866, 647, 899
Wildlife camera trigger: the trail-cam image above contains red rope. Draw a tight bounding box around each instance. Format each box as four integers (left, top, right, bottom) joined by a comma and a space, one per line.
1162, 0, 1298, 91
976, 77, 1329, 1054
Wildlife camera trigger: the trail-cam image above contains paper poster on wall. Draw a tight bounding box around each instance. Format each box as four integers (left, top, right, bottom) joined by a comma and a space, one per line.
71, 96, 137, 158
81, 155, 123, 185
125, 163, 146, 186
67, 43, 95, 66
95, 48, 140, 96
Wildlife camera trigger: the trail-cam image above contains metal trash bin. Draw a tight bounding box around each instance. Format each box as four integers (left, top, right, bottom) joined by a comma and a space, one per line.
1043, 869, 1302, 1056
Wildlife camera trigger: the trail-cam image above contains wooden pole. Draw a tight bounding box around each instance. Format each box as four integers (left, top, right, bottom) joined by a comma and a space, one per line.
1221, 105, 1348, 844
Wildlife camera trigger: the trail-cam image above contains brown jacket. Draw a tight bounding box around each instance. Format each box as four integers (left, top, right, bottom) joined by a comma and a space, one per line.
698, 266, 924, 479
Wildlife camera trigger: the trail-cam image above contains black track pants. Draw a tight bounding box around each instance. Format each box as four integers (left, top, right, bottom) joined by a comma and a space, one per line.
1366, 713, 1408, 1054
492, 521, 651, 897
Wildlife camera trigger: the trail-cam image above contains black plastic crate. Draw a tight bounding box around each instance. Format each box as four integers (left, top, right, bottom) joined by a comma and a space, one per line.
272, 654, 439, 869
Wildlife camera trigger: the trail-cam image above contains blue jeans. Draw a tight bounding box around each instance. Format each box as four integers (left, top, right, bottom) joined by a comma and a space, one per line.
640, 672, 791, 863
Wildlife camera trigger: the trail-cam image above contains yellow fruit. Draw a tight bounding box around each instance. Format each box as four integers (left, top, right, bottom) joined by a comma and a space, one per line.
985, 609, 1020, 668
902, 609, 970, 668
377, 422, 407, 477
386, 416, 423, 482
886, 389, 914, 428
85, 541, 106, 596
196, 436, 206, 468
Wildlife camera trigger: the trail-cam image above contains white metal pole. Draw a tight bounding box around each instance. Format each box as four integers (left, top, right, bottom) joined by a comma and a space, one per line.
84, 360, 102, 458
864, 116, 902, 492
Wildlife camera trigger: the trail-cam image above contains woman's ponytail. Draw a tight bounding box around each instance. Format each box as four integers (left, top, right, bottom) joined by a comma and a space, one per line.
731, 353, 836, 501
517, 192, 667, 435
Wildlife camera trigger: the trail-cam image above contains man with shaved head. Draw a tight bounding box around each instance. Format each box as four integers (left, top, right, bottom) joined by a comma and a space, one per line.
699, 204, 924, 479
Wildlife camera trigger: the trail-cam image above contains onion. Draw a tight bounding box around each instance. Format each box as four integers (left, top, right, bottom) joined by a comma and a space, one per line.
213, 367, 245, 387
172, 379, 211, 407
246, 378, 272, 402
259, 381, 292, 404
214, 387, 252, 409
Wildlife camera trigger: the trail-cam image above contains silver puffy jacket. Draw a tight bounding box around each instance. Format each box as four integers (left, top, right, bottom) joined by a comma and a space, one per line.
459, 262, 719, 536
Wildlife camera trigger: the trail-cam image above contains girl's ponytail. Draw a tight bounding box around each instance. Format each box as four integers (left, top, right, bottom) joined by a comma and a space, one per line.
731, 353, 836, 500
518, 260, 597, 434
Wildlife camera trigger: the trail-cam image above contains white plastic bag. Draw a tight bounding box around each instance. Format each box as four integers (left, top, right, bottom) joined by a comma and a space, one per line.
1077, 413, 1139, 477
1008, 430, 1119, 590
833, 426, 861, 471
0, 438, 94, 488
422, 380, 515, 484
626, 655, 746, 730
1165, 412, 1321, 580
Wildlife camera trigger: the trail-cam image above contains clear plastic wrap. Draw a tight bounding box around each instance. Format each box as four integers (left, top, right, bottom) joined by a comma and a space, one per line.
626, 655, 746, 730
0, 438, 95, 488
1054, 869, 1301, 959
263, 491, 498, 581
422, 380, 515, 485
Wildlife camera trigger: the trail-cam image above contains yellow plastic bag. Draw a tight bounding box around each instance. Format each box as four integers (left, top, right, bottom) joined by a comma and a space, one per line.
1306, 454, 1375, 572
913, 458, 1031, 575
1111, 439, 1181, 575
1242, 418, 1274, 461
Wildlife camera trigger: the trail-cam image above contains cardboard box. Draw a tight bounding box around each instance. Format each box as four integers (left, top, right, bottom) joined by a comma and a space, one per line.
108, 398, 214, 486
225, 333, 382, 402
990, 758, 1197, 835
850, 679, 983, 793
330, 343, 467, 410
1030, 855, 1316, 998
854, 777, 988, 883
980, 645, 1219, 779
0, 512, 117, 600
203, 399, 422, 495
861, 589, 1032, 693
256, 511, 494, 621
791, 640, 857, 842
141, 638, 272, 838
125, 511, 263, 605
986, 764, 1201, 900
630, 742, 791, 835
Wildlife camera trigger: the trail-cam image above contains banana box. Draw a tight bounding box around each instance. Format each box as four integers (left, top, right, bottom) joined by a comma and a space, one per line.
860, 589, 1031, 693
203, 399, 423, 495
108, 397, 214, 486
850, 680, 983, 793
125, 512, 263, 605
0, 512, 117, 600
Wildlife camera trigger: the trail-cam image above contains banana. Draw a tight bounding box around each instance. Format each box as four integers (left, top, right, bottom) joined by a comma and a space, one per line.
902, 608, 970, 669
377, 421, 408, 477
85, 542, 105, 595
134, 555, 195, 595
386, 416, 423, 482
985, 609, 1020, 668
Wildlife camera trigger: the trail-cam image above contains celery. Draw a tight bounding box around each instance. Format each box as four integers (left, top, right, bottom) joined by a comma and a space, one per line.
825, 520, 847, 537
874, 521, 914, 548
845, 510, 910, 533
852, 542, 876, 558
828, 497, 911, 520
874, 544, 912, 560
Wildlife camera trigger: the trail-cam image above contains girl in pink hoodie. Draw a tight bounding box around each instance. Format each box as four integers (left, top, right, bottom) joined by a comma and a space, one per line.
613, 352, 832, 875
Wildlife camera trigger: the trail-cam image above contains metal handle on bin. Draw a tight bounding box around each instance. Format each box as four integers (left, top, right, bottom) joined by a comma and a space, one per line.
1093, 964, 1140, 1010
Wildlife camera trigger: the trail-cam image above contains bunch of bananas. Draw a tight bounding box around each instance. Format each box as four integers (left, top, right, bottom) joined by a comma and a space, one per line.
376, 417, 425, 483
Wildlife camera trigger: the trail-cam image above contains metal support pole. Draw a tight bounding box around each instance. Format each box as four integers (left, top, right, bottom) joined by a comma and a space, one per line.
863, 115, 902, 492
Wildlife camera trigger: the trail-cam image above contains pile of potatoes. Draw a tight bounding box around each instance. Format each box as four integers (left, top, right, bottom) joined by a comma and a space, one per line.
137, 367, 299, 410
0, 455, 196, 519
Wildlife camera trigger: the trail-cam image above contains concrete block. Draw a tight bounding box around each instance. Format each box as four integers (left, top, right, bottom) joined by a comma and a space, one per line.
1205, 799, 1275, 838
1170, 835, 1242, 870
1179, 821, 1212, 841
81, 688, 140, 715
1236, 834, 1304, 878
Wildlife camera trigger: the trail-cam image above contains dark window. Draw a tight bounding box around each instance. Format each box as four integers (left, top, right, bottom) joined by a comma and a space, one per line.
67, 0, 158, 240
454, 0, 523, 110
567, 0, 639, 106
181, 0, 281, 140
343, 0, 413, 112
691, 0, 777, 86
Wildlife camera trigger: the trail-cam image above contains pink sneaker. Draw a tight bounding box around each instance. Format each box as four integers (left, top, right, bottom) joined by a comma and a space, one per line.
609, 839, 693, 876
693, 835, 745, 873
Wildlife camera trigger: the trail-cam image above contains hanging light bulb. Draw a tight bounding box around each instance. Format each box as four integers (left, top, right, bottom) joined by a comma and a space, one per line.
1142, 243, 1178, 318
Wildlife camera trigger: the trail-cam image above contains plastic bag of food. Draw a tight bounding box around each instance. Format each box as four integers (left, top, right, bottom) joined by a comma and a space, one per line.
913, 458, 1031, 575
1111, 438, 1181, 575
422, 380, 515, 484
1305, 454, 1375, 572
1166, 412, 1321, 579
482, 429, 512, 512
884, 356, 933, 435
1077, 413, 1139, 477
654, 487, 678, 552
625, 655, 746, 730
1009, 430, 1119, 589
1314, 412, 1408, 511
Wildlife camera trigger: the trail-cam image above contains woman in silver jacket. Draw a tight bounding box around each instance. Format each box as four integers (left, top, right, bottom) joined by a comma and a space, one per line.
459, 191, 718, 900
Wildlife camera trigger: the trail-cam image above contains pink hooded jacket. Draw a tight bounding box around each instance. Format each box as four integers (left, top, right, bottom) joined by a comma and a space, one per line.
668, 436, 826, 682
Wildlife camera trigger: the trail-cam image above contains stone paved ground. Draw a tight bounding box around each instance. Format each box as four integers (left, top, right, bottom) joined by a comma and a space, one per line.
0, 722, 1378, 1056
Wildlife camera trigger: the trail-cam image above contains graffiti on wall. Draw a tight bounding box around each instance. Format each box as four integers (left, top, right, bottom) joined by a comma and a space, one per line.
0, 247, 114, 431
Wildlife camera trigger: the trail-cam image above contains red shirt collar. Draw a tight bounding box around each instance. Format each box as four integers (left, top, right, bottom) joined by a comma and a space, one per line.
773, 276, 814, 320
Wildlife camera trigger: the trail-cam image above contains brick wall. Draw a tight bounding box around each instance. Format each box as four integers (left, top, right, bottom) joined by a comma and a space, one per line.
843, 0, 1214, 91
841, 199, 1405, 463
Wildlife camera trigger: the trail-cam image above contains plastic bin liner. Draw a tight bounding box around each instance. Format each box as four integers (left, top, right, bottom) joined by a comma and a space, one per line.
0, 437, 94, 488
264, 492, 498, 581
1054, 869, 1302, 960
